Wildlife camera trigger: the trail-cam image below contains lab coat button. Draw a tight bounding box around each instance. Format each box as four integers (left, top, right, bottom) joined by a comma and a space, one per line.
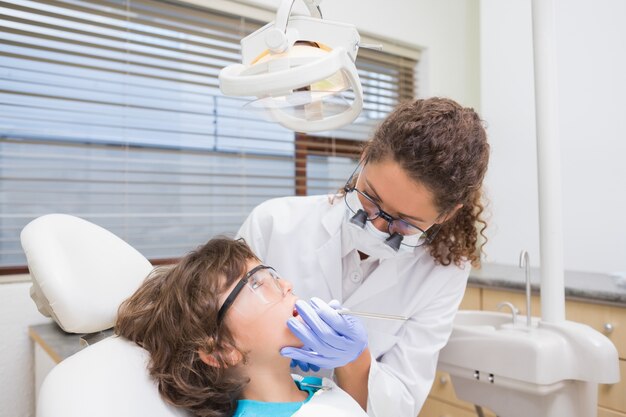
350, 271, 362, 283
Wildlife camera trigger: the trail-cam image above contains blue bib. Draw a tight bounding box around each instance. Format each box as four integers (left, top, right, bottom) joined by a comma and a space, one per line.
232, 376, 323, 417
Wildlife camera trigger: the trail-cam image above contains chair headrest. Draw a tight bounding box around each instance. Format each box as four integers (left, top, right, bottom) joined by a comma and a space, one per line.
21, 214, 153, 333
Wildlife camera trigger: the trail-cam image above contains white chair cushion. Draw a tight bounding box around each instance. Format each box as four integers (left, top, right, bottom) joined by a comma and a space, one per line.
21, 214, 153, 333
38, 336, 187, 417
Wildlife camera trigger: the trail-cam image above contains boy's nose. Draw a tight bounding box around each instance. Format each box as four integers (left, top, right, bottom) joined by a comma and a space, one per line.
279, 278, 294, 295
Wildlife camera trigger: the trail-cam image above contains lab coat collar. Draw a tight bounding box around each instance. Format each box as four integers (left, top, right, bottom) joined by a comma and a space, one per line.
316, 196, 345, 301
320, 194, 346, 238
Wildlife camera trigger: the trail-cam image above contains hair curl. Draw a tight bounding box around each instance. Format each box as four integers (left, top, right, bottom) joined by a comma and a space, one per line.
115, 237, 259, 417
362, 97, 490, 267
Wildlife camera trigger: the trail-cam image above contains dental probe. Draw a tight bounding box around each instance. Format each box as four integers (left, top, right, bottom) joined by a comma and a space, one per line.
337, 309, 409, 321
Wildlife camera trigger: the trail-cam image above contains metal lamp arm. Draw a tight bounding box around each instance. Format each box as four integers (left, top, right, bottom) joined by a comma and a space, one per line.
275, 0, 322, 33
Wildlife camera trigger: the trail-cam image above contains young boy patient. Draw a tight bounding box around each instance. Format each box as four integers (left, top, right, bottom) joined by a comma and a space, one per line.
115, 237, 367, 417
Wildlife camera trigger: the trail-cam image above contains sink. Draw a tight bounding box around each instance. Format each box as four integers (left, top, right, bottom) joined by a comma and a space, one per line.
452, 310, 540, 335
453, 310, 514, 329
438, 310, 620, 417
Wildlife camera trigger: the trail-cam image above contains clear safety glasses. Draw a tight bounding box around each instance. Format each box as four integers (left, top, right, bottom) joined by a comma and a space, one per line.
217, 265, 285, 324
343, 162, 441, 249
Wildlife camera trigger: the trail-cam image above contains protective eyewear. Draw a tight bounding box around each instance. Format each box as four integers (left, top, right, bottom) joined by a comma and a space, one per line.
217, 265, 285, 324
343, 162, 441, 250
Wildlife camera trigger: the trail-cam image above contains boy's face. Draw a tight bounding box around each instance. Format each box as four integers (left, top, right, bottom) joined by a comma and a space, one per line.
220, 259, 303, 363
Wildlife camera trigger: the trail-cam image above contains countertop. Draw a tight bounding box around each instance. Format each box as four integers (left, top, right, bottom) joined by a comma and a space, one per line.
469, 263, 626, 306
29, 323, 114, 364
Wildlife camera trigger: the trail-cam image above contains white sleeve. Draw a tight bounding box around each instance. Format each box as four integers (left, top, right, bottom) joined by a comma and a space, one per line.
366, 265, 470, 417
235, 202, 271, 261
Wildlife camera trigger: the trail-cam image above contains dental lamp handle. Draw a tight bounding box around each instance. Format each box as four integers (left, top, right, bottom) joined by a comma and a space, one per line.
220, 47, 354, 97
220, 47, 363, 132
266, 50, 363, 132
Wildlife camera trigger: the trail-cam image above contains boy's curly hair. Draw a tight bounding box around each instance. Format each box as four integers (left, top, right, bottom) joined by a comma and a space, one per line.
116, 237, 258, 417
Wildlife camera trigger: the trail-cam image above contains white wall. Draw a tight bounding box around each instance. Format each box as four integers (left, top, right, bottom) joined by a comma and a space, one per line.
0, 2, 481, 417
480, 0, 626, 273
0, 280, 50, 417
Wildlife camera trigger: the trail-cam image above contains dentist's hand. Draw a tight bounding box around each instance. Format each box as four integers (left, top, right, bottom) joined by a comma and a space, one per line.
289, 359, 320, 372
281, 297, 368, 369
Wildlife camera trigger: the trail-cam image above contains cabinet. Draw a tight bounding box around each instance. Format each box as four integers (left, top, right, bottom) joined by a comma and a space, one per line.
420, 398, 486, 417
459, 287, 481, 310
599, 407, 626, 417
421, 370, 497, 417
419, 286, 626, 417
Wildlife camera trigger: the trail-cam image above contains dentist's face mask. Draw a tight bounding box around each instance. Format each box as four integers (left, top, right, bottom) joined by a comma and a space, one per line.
342, 162, 442, 257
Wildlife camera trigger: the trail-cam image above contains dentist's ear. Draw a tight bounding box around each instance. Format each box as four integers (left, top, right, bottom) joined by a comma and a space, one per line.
198, 348, 243, 368
439, 204, 464, 223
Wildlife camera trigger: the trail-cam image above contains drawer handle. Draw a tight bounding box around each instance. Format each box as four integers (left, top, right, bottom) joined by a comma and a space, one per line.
603, 323, 614, 334
439, 376, 448, 385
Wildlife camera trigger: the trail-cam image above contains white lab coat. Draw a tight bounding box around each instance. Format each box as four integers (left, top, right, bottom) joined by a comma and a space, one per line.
237, 194, 470, 417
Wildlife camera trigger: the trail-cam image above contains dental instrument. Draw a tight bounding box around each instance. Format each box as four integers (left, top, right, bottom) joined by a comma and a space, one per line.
219, 0, 364, 132
337, 309, 409, 321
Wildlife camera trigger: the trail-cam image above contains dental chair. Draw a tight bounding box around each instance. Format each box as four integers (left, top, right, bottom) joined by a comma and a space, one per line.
21, 214, 188, 417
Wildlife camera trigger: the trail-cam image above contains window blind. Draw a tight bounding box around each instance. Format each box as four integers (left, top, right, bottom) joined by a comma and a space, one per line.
0, 0, 417, 269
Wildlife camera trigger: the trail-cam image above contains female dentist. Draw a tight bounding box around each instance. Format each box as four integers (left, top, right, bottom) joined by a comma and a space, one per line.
237, 97, 490, 417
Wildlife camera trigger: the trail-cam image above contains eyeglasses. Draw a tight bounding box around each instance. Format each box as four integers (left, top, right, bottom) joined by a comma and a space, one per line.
217, 265, 285, 324
343, 162, 441, 249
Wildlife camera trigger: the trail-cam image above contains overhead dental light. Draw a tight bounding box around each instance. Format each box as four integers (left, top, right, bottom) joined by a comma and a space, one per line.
219, 0, 364, 132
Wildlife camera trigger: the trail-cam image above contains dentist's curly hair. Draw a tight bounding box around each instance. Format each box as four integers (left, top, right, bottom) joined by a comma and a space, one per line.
115, 237, 258, 417
362, 97, 490, 267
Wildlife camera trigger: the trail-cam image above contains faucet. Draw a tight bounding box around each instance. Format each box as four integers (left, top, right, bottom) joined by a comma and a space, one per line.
519, 250, 532, 327
497, 301, 519, 324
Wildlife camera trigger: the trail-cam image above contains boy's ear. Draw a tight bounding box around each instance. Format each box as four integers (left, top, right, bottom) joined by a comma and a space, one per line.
198, 348, 242, 368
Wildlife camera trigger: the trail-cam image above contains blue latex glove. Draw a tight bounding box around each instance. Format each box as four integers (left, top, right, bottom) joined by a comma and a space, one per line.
281, 297, 368, 369
289, 359, 320, 372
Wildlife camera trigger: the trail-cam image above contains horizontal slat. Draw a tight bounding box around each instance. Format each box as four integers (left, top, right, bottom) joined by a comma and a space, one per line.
0, 137, 300, 161
1, 185, 343, 198
0, 149, 294, 166
0, 138, 359, 162
2, 184, 344, 194
0, 161, 353, 182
